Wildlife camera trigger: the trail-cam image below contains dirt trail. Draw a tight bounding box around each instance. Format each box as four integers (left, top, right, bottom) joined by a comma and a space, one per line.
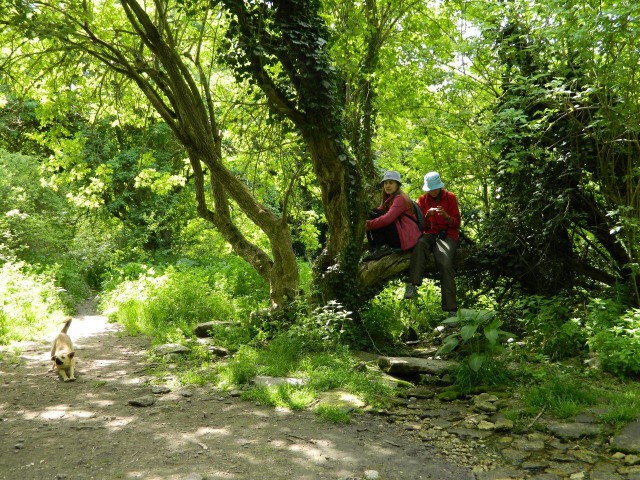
0, 301, 474, 480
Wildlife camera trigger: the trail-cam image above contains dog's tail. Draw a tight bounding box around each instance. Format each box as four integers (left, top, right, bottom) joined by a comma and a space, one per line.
61, 317, 72, 333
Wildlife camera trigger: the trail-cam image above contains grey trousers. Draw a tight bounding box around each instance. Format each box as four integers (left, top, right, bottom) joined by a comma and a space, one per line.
408, 234, 458, 312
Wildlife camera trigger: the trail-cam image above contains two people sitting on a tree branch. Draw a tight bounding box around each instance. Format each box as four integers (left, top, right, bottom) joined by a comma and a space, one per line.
364, 171, 422, 261
404, 171, 460, 319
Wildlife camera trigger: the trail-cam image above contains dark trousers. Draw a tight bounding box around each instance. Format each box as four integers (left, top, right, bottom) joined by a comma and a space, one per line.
408, 234, 457, 312
366, 210, 401, 249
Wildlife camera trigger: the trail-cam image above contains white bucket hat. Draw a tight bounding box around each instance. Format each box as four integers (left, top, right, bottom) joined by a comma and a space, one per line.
380, 170, 402, 185
422, 171, 444, 191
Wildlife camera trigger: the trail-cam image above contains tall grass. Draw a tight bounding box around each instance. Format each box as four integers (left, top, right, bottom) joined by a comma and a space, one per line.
100, 261, 268, 345
0, 262, 69, 344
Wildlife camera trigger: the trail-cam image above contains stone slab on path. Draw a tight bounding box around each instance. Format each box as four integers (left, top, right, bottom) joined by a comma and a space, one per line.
611, 419, 640, 453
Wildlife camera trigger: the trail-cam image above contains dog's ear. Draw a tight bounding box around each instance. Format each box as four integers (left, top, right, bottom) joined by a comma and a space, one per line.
69, 351, 75, 359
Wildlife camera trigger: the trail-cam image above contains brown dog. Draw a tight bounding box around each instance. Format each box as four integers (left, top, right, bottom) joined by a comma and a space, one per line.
50, 317, 76, 381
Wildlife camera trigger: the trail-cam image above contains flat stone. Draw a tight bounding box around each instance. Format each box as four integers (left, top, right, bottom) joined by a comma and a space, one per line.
128, 396, 156, 407
611, 419, 640, 453
589, 463, 623, 480
154, 343, 190, 355
493, 417, 514, 431
546, 422, 600, 440
474, 401, 498, 413
514, 438, 545, 451
618, 465, 640, 475
477, 420, 497, 430
500, 447, 530, 465
475, 393, 499, 403
151, 386, 171, 394
207, 346, 229, 357
544, 462, 585, 476
568, 448, 599, 464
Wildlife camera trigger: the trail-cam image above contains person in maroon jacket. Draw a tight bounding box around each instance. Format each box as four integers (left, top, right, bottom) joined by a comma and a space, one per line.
364, 171, 422, 261
404, 172, 460, 318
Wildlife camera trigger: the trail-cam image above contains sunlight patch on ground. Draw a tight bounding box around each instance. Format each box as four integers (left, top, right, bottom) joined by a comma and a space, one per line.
69, 315, 121, 340
20, 404, 98, 421
105, 416, 137, 430
154, 426, 233, 454
192, 426, 232, 437
39, 409, 66, 420
121, 376, 146, 385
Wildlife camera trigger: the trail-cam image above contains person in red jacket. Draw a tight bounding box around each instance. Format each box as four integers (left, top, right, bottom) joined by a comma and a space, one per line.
404, 172, 460, 318
364, 171, 422, 261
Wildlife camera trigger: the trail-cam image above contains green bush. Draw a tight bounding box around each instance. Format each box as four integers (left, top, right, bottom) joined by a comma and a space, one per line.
100, 261, 268, 345
505, 295, 587, 360
436, 309, 515, 390
589, 307, 640, 377
286, 300, 354, 352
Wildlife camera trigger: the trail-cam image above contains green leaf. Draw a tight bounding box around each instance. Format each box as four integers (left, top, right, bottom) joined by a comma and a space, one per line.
484, 328, 499, 345
460, 324, 478, 342
436, 336, 459, 355
468, 353, 485, 372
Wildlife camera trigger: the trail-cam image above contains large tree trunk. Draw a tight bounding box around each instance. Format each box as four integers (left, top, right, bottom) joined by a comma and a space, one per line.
222, 0, 373, 309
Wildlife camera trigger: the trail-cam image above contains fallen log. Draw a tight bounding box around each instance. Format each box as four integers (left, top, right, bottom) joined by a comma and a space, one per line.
378, 356, 458, 377
358, 249, 468, 289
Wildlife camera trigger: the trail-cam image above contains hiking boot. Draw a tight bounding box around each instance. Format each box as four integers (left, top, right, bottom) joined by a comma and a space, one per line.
403, 283, 417, 299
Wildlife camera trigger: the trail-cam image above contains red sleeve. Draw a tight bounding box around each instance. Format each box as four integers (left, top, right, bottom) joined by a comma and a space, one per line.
444, 192, 461, 229
366, 195, 407, 230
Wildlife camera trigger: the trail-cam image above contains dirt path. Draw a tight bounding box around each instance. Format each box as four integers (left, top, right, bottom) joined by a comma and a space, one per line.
0, 301, 474, 480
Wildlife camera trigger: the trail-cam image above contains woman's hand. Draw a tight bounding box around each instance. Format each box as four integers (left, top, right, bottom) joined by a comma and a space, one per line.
436, 206, 452, 223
